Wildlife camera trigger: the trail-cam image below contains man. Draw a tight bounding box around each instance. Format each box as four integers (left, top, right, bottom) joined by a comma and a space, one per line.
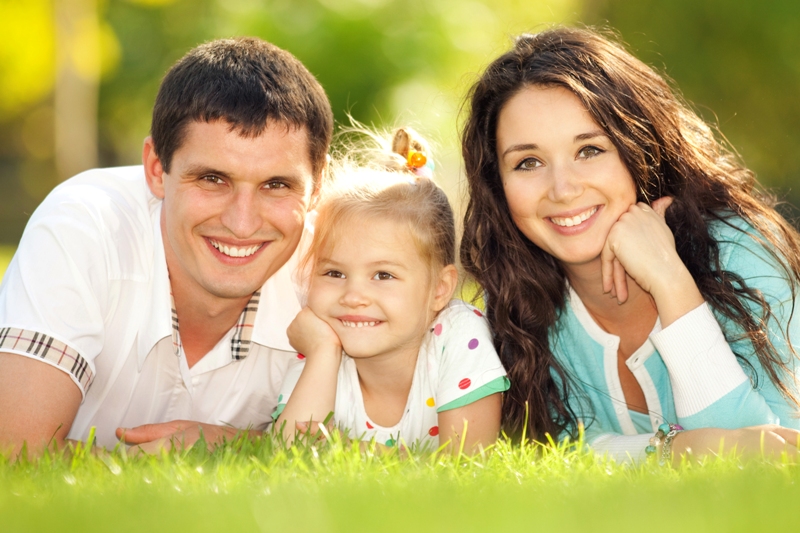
0, 37, 333, 454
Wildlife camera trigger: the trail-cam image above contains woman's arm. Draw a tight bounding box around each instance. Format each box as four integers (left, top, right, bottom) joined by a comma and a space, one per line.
603, 202, 800, 429
589, 425, 800, 464
276, 307, 342, 444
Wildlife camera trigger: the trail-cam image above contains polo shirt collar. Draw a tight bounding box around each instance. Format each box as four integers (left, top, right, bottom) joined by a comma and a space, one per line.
168, 289, 261, 360
251, 253, 300, 353
137, 202, 172, 370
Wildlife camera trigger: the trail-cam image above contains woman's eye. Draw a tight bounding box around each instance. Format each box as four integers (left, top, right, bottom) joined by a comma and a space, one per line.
373, 271, 395, 281
578, 146, 604, 159
514, 157, 542, 171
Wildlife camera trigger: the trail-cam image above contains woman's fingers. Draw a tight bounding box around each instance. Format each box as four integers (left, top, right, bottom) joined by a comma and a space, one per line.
601, 238, 616, 294
650, 196, 674, 218
613, 258, 628, 304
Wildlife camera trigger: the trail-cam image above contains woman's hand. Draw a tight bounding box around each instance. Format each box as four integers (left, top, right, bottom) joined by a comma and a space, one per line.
671, 425, 800, 464
287, 306, 342, 359
600, 197, 704, 326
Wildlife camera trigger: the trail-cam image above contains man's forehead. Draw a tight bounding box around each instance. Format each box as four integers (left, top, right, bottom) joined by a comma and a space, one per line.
172, 120, 315, 175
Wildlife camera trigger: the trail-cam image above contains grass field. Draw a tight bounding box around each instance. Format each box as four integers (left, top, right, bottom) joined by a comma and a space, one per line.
2, 432, 799, 533
1, 245, 797, 531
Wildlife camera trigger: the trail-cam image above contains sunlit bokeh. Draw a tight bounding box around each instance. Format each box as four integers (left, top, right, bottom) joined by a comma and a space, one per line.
1, 0, 799, 246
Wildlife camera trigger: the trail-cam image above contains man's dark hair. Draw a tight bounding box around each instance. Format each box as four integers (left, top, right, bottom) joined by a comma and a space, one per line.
151, 37, 333, 175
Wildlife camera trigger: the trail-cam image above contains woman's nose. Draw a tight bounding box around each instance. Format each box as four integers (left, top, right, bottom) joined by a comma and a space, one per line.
548, 164, 584, 203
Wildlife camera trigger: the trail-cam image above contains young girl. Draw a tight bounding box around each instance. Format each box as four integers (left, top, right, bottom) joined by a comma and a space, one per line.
460, 27, 800, 462
274, 129, 509, 451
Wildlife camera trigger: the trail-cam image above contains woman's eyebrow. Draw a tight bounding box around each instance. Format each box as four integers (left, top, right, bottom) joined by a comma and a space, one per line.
574, 130, 607, 142
501, 143, 539, 158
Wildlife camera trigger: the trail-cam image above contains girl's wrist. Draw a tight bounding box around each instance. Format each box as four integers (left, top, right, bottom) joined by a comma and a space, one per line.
302, 344, 343, 367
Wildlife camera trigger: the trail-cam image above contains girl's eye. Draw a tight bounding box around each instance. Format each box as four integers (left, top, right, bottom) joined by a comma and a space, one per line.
373, 271, 395, 281
513, 157, 542, 171
323, 270, 345, 279
578, 146, 605, 159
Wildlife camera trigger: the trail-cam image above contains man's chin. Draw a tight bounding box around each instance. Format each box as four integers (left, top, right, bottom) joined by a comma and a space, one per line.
204, 280, 266, 300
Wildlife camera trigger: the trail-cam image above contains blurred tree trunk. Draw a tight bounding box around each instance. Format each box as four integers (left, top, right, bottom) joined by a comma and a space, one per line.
55, 0, 98, 180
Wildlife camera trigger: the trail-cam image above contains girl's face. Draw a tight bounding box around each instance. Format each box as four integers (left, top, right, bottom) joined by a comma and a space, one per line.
307, 216, 450, 362
495, 85, 637, 270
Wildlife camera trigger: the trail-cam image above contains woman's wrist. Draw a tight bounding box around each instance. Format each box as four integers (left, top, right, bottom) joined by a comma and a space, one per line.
649, 266, 704, 328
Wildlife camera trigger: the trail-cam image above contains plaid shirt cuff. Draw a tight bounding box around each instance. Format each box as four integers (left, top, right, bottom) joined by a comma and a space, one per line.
0, 327, 93, 395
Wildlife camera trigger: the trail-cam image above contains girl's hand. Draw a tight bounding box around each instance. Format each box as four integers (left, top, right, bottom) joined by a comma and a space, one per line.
600, 197, 704, 326
287, 306, 342, 359
671, 425, 800, 463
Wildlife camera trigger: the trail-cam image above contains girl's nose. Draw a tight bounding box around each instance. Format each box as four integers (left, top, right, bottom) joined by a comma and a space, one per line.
340, 282, 369, 308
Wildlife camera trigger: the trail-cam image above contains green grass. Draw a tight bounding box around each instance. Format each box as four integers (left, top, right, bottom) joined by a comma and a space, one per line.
0, 245, 13, 281
2, 432, 799, 532
1, 248, 796, 530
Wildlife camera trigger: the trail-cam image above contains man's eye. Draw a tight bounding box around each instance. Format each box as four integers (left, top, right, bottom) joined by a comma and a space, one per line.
373, 271, 395, 281
264, 181, 288, 189
578, 146, 604, 159
514, 157, 542, 171
201, 175, 224, 185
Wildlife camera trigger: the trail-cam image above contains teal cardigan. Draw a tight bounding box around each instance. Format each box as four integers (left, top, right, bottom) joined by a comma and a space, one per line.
550, 216, 800, 461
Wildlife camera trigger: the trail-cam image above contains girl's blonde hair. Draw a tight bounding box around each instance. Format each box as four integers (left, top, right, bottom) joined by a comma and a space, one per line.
307, 127, 455, 282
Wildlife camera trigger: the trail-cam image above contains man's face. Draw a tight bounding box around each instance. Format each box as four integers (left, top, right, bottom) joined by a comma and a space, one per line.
144, 119, 317, 303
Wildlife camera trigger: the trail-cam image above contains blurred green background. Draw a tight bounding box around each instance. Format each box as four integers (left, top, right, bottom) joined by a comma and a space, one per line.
2, 0, 800, 246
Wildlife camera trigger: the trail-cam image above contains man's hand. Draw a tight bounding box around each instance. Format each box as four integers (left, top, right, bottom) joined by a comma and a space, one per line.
115, 420, 260, 454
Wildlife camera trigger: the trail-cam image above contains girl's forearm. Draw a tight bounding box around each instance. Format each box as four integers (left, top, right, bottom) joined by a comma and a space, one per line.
276, 348, 341, 443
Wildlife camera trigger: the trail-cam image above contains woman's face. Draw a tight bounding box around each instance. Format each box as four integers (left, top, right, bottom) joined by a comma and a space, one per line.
495, 85, 637, 269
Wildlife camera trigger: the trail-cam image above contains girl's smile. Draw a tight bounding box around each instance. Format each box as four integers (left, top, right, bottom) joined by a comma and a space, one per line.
495, 85, 637, 270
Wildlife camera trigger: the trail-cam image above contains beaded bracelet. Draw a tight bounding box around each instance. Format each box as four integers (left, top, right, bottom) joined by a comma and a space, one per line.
645, 423, 684, 465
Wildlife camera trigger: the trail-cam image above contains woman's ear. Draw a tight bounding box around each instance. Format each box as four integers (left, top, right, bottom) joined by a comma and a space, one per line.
431, 264, 458, 313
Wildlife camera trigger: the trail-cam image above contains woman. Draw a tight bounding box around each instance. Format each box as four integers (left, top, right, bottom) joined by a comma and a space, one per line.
460, 27, 800, 462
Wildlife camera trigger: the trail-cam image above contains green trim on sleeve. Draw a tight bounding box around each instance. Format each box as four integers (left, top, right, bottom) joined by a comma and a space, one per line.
437, 376, 510, 413
272, 403, 287, 421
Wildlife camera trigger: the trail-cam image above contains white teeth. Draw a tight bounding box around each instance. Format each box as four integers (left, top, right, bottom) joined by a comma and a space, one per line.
341, 320, 380, 328
210, 239, 262, 258
550, 206, 598, 227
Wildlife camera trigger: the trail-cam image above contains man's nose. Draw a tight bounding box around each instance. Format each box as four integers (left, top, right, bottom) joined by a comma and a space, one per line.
221, 188, 263, 238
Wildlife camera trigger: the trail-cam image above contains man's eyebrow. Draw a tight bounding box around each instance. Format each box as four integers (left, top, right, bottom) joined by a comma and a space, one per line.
181, 164, 231, 179
180, 165, 305, 186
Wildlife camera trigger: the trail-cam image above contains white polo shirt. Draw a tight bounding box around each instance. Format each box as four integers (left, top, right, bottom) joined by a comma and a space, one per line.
0, 166, 303, 448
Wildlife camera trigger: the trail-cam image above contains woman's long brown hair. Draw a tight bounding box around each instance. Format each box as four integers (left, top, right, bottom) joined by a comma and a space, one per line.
460, 27, 800, 442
